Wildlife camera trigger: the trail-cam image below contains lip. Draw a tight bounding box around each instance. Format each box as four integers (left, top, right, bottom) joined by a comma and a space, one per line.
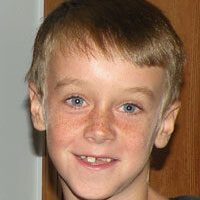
73, 154, 119, 171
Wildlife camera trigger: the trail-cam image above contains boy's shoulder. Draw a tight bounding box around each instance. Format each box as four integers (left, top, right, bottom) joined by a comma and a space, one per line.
170, 196, 200, 200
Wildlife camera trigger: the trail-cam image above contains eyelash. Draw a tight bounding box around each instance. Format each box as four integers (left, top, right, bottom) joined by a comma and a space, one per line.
65, 95, 87, 109
119, 102, 143, 115
64, 95, 143, 114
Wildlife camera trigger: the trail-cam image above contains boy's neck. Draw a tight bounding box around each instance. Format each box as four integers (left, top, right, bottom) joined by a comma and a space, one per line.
148, 187, 168, 200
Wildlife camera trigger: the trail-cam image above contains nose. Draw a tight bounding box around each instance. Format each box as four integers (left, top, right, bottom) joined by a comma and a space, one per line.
83, 109, 116, 144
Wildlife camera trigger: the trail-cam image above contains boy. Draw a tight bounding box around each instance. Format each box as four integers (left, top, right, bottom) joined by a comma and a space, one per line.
26, 0, 189, 199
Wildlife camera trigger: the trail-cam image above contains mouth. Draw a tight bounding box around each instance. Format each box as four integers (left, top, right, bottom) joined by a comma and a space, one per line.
79, 155, 115, 164
74, 154, 119, 169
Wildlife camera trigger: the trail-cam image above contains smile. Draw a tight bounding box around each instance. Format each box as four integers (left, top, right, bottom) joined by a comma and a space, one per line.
75, 154, 118, 169
79, 155, 113, 164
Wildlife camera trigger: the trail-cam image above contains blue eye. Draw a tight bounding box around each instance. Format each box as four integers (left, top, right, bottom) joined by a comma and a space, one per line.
66, 96, 86, 108
122, 103, 140, 114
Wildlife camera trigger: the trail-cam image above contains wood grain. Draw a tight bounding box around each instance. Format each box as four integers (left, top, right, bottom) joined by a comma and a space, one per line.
148, 0, 200, 197
43, 0, 200, 199
44, 0, 63, 16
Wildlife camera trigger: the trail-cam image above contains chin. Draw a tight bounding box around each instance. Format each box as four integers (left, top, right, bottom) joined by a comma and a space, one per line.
75, 193, 111, 200
65, 181, 115, 200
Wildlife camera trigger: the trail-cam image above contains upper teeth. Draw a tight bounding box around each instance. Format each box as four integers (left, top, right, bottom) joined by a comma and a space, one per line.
80, 156, 112, 163
87, 156, 96, 163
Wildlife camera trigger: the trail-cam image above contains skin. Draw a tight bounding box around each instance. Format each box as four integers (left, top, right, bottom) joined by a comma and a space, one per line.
29, 49, 180, 200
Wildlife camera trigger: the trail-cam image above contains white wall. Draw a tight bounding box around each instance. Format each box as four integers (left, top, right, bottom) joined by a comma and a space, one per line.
0, 1, 43, 200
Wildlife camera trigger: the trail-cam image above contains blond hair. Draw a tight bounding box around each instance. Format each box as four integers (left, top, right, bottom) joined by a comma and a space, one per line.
26, 0, 185, 108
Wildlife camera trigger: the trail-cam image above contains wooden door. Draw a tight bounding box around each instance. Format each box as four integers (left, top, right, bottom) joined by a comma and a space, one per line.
148, 0, 200, 196
43, 1, 200, 199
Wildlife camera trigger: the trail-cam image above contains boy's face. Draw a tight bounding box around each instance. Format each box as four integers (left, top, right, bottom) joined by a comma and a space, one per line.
30, 49, 180, 199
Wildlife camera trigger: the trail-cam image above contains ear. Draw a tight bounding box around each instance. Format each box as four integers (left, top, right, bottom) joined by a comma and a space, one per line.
155, 101, 181, 148
28, 83, 46, 132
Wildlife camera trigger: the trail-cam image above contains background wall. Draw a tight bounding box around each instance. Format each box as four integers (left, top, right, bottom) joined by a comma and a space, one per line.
0, 1, 43, 200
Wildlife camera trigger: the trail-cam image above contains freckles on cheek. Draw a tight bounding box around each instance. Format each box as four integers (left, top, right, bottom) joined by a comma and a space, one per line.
125, 131, 147, 152
119, 119, 154, 152
46, 113, 74, 148
46, 110, 87, 150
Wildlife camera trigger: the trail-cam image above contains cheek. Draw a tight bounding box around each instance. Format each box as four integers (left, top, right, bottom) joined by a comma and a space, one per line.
115, 115, 158, 155
45, 106, 87, 151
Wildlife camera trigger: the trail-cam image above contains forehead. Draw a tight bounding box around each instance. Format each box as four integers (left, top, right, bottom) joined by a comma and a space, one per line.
47, 48, 166, 99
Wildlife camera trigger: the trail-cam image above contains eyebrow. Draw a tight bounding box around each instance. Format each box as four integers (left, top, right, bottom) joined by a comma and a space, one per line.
124, 87, 155, 100
54, 76, 155, 100
54, 76, 88, 90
